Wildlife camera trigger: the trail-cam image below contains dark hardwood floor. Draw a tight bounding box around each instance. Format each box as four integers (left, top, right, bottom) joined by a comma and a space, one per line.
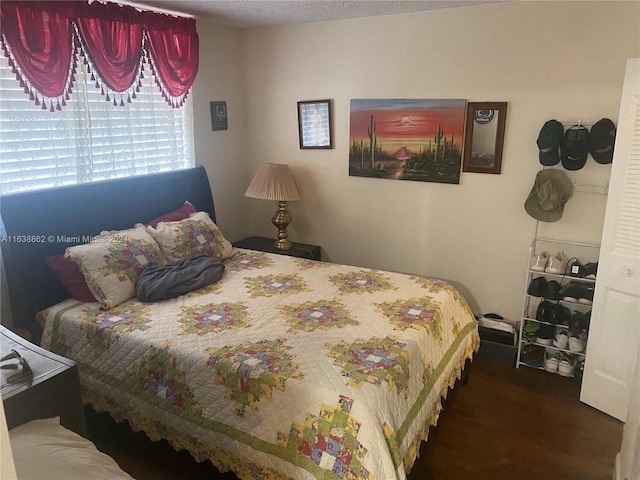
86, 357, 623, 480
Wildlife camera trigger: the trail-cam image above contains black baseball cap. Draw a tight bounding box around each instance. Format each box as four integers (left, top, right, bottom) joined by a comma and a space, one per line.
561, 125, 589, 171
537, 120, 563, 166
589, 118, 616, 164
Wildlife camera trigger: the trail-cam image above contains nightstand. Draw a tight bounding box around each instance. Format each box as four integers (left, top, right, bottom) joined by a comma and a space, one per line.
233, 236, 321, 261
1, 325, 86, 436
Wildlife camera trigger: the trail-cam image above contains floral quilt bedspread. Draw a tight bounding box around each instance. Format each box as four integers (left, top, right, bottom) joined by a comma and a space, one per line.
39, 249, 479, 480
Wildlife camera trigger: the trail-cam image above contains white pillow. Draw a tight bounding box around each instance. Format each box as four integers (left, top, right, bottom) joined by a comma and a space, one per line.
65, 224, 166, 309
146, 211, 233, 262
10, 417, 134, 480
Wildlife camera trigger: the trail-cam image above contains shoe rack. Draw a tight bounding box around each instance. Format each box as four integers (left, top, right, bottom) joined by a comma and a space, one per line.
516, 237, 600, 379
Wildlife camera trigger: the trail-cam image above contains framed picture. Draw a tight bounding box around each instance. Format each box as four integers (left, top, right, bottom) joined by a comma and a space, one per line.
210, 101, 228, 131
297, 100, 332, 149
348, 99, 467, 184
462, 102, 507, 174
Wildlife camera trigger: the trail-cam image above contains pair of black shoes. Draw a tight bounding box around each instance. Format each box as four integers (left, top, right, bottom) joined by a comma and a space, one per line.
568, 260, 598, 279
569, 310, 591, 335
561, 281, 594, 305
536, 300, 571, 325
528, 277, 562, 300
535, 324, 557, 345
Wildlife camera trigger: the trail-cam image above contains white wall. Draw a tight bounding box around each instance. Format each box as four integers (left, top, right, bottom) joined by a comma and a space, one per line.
194, 1, 640, 320
191, 20, 250, 243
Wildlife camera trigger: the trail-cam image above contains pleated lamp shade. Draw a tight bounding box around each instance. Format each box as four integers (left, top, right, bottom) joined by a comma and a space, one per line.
244, 163, 300, 201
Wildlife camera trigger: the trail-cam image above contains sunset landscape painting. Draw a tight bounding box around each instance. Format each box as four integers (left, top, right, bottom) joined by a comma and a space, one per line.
349, 99, 467, 184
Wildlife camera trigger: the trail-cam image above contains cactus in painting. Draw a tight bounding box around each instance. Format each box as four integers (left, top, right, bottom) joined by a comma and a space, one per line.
434, 124, 443, 163
368, 114, 377, 169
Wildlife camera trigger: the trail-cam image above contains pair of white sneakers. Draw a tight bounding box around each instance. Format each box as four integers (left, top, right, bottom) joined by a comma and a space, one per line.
543, 348, 577, 376
552, 328, 586, 353
531, 251, 568, 275
569, 332, 587, 353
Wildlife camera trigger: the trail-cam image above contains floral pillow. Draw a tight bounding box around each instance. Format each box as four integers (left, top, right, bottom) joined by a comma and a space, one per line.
65, 224, 166, 309
146, 211, 233, 263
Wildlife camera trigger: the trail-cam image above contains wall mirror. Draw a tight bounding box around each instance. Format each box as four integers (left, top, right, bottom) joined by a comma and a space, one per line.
462, 102, 507, 174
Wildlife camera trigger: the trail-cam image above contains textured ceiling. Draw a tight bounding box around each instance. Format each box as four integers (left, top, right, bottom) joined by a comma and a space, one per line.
132, 0, 503, 28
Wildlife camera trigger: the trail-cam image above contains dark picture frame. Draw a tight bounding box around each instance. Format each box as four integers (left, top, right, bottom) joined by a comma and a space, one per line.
210, 101, 228, 131
462, 102, 507, 174
297, 100, 332, 149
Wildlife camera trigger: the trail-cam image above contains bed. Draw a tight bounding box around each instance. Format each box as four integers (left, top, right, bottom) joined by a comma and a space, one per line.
0, 166, 479, 480
7, 417, 134, 480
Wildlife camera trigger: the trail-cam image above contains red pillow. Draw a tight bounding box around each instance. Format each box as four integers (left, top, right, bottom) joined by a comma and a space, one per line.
146, 202, 197, 228
46, 254, 97, 302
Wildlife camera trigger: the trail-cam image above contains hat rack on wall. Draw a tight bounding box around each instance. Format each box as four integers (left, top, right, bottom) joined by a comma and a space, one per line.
540, 167, 610, 196
571, 180, 609, 196
560, 119, 593, 127
554, 118, 612, 196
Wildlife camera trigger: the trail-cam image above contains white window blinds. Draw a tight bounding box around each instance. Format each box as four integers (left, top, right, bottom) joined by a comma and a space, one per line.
0, 54, 194, 195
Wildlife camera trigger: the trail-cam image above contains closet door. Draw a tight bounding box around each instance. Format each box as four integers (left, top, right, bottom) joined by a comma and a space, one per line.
580, 58, 640, 422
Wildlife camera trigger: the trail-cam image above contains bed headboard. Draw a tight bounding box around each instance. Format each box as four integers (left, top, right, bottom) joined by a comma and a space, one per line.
0, 166, 216, 340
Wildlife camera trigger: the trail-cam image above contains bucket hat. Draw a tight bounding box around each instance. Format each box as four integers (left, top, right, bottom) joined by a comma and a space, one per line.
524, 169, 574, 222
561, 125, 589, 171
589, 118, 616, 164
536, 120, 564, 166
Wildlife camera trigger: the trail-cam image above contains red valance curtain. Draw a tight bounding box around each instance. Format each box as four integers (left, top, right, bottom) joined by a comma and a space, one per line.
0, 1, 198, 110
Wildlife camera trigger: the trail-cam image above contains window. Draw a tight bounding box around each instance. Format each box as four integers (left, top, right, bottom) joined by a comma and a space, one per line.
0, 54, 194, 195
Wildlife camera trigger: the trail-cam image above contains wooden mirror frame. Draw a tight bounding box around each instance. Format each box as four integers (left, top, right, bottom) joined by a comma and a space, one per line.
462, 102, 507, 174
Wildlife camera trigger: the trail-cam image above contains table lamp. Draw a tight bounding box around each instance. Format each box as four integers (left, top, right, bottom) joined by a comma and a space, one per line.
244, 162, 301, 250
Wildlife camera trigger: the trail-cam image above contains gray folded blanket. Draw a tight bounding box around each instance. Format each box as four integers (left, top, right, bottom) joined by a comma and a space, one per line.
136, 254, 225, 302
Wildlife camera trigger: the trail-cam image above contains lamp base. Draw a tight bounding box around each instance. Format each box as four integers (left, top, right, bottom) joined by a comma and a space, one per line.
273, 238, 293, 250
272, 201, 293, 250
